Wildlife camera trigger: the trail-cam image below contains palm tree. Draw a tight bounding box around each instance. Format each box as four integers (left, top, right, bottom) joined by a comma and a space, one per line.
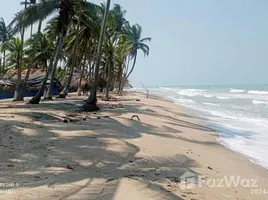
83, 0, 111, 111
103, 37, 115, 100
108, 4, 128, 41
4, 0, 151, 106
13, 0, 29, 101
29, 0, 76, 104
58, 1, 83, 98
1, 38, 22, 73
20, 0, 36, 38
119, 24, 151, 94
16, 7, 44, 101
0, 18, 12, 75
58, 0, 101, 98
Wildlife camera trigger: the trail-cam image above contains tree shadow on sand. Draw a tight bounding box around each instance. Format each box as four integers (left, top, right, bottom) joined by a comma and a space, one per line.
1, 95, 242, 199
0, 112, 199, 200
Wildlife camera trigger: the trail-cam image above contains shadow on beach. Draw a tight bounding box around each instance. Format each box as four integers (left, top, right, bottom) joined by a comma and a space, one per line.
0, 95, 224, 199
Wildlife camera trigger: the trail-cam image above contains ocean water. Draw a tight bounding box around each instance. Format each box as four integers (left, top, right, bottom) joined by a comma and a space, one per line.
131, 85, 268, 170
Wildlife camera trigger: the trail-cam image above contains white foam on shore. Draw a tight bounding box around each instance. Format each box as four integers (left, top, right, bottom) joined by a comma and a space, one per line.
216, 96, 230, 100
248, 90, 268, 95
203, 102, 220, 106
252, 100, 268, 105
204, 94, 213, 98
229, 89, 245, 93
146, 86, 268, 171
175, 98, 195, 104
176, 89, 206, 97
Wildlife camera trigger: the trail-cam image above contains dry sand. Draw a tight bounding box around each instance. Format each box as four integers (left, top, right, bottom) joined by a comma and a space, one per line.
0, 92, 268, 200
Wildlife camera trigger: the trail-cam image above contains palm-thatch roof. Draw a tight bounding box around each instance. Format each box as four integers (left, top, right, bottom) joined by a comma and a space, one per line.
62, 72, 91, 92
0, 69, 62, 92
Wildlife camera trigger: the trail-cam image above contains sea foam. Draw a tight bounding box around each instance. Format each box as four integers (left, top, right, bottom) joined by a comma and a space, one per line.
248, 90, 268, 95
229, 89, 245, 93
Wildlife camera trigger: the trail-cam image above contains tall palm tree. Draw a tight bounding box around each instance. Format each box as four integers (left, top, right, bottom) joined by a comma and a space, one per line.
0, 18, 12, 69
108, 4, 128, 41
58, 1, 83, 98
58, 0, 101, 98
84, 0, 111, 111
28, 0, 76, 104
103, 37, 116, 100
16, 3, 44, 101
120, 24, 151, 94
20, 0, 36, 37
13, 0, 29, 101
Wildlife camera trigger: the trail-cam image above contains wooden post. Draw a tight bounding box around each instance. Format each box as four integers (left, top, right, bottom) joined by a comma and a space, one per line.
140, 82, 149, 99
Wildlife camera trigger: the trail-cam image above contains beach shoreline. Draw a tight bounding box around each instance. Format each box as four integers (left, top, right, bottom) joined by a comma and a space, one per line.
148, 91, 268, 171
0, 91, 268, 200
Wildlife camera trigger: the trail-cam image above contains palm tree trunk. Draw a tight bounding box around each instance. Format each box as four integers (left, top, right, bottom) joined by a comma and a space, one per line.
117, 63, 124, 94
14, 0, 28, 101
29, 36, 63, 104
17, 19, 43, 100
84, 0, 111, 111
77, 55, 87, 96
120, 53, 137, 94
44, 51, 61, 100
105, 62, 111, 100
58, 58, 75, 98
77, 66, 84, 96
58, 6, 82, 98
119, 55, 130, 94
30, 24, 33, 38
3, 50, 6, 67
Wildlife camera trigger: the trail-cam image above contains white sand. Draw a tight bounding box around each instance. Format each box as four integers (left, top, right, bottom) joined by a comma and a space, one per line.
0, 92, 267, 200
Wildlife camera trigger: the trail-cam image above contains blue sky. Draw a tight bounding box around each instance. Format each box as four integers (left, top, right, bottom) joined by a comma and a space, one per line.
1, 0, 268, 87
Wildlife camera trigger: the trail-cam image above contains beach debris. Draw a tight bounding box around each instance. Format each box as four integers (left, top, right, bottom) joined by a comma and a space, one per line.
47, 182, 55, 188
7, 164, 14, 167
131, 115, 140, 121
66, 164, 74, 170
155, 171, 161, 176
105, 178, 117, 183
136, 99, 141, 101
207, 166, 213, 170
45, 164, 52, 168
69, 118, 80, 122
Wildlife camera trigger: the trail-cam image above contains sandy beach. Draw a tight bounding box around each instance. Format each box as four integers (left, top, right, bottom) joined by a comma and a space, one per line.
0, 91, 268, 200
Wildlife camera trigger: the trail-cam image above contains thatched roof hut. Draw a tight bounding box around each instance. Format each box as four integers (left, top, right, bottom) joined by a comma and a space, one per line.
0, 69, 62, 99
63, 73, 91, 92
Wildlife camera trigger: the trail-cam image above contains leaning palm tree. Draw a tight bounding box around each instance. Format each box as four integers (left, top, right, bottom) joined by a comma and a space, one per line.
119, 24, 151, 94
58, 1, 83, 98
83, 0, 111, 111
29, 0, 76, 104
58, 0, 101, 98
